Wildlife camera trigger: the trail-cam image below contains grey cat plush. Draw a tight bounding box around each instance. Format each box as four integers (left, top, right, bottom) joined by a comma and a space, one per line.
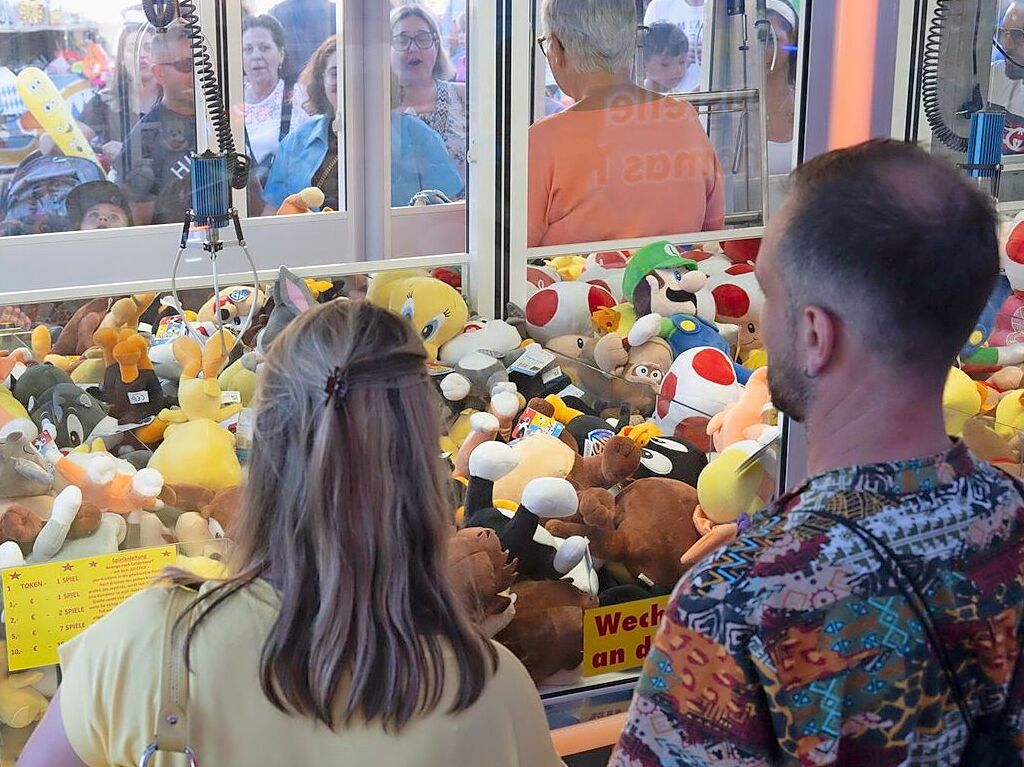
12, 364, 74, 413
0, 431, 52, 500
440, 351, 518, 407
30, 384, 117, 450
257, 267, 317, 353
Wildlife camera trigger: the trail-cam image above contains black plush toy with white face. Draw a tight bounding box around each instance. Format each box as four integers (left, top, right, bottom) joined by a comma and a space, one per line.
633, 436, 707, 487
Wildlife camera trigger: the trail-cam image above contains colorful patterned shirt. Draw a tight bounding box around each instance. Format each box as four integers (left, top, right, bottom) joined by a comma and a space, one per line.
611, 442, 1024, 766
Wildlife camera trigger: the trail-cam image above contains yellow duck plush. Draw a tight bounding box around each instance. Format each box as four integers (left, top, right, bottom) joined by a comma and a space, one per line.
368, 271, 469, 361
149, 331, 243, 491
943, 367, 987, 438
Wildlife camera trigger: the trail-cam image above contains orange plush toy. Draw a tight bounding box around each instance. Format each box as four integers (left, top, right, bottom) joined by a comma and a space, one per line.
706, 366, 773, 453
93, 327, 165, 425
50, 447, 165, 517
98, 293, 157, 334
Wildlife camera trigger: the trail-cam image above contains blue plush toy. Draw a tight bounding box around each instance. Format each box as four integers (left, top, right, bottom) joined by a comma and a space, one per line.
630, 312, 752, 385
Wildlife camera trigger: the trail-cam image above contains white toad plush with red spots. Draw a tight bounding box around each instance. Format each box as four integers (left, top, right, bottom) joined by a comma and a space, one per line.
654, 347, 742, 452
991, 211, 1024, 347
706, 263, 764, 362
579, 250, 631, 303
524, 282, 617, 345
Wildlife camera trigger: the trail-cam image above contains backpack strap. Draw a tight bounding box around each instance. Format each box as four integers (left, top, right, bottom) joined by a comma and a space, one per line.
140, 585, 200, 766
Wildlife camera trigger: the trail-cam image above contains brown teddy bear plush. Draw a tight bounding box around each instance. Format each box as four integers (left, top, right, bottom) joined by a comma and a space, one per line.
51, 297, 111, 356
160, 484, 242, 533
496, 579, 598, 683
448, 527, 518, 637
547, 478, 701, 590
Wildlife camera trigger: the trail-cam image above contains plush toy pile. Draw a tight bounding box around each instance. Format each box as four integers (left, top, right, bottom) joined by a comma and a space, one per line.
0, 233, 784, 743
946, 210, 1024, 473
0, 261, 378, 753
438, 238, 782, 683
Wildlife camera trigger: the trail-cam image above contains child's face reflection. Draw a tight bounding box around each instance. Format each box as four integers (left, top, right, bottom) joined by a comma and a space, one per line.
81, 203, 129, 230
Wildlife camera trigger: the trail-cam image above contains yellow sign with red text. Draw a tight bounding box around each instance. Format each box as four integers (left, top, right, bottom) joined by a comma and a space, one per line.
582, 596, 669, 676
2, 545, 176, 671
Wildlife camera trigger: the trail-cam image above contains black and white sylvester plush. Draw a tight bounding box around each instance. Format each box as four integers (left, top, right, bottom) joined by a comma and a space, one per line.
464, 441, 596, 592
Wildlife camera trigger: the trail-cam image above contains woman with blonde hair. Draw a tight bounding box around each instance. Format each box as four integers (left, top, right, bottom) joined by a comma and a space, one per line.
391, 4, 468, 186
19, 299, 563, 766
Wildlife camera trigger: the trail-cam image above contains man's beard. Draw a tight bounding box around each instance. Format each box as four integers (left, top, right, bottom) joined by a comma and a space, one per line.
767, 341, 812, 423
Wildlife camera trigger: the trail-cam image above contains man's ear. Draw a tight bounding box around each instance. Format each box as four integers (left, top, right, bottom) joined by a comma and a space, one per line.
802, 304, 837, 377
151, 63, 166, 87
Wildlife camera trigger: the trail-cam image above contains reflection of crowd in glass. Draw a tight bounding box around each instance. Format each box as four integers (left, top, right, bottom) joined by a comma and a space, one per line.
0, 0, 469, 237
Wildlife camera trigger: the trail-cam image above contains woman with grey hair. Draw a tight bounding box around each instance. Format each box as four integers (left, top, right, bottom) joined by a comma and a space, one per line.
528, 0, 724, 247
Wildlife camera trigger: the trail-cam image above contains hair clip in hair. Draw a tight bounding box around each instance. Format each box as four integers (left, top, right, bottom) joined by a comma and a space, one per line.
325, 366, 349, 409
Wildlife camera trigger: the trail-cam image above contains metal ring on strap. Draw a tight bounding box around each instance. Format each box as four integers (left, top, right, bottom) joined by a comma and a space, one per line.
140, 742, 200, 766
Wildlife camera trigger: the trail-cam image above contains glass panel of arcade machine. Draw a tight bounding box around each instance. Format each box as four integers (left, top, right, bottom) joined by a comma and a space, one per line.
240, 0, 346, 217
0, 3, 200, 237
388, 0, 470, 258
0, 267, 448, 762
527, 0, 776, 247
512, 237, 776, 710
921, 0, 1024, 203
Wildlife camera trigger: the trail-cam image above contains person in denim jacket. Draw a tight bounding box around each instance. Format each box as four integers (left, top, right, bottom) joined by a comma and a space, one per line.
263, 35, 462, 212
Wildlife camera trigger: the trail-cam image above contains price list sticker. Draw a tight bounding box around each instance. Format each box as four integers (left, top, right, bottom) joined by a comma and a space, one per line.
2, 545, 176, 671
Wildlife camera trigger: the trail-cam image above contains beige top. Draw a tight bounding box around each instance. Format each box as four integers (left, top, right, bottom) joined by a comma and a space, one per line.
59, 581, 566, 767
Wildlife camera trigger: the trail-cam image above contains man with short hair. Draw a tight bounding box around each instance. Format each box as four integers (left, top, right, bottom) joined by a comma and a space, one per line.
110, 22, 197, 226
611, 140, 1024, 765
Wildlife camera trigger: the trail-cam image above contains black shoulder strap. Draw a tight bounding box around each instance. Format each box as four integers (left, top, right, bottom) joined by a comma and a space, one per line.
279, 81, 295, 143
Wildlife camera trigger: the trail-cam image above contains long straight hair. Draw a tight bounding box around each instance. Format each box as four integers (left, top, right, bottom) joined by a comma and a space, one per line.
171, 299, 496, 732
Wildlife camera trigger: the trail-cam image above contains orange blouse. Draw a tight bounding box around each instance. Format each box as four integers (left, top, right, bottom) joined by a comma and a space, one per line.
528, 96, 725, 248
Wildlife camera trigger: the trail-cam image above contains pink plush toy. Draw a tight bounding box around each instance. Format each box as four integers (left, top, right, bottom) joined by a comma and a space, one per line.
706, 367, 772, 453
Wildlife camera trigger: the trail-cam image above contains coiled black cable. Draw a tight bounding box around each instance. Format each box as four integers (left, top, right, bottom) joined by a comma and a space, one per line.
921, 0, 973, 153
143, 0, 249, 189
179, 0, 249, 189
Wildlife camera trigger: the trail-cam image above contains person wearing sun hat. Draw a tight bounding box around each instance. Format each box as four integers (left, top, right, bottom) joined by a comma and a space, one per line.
623, 241, 711, 319
66, 181, 134, 231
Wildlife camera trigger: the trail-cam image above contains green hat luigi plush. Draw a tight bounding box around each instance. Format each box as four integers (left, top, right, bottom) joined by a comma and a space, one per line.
623, 241, 709, 317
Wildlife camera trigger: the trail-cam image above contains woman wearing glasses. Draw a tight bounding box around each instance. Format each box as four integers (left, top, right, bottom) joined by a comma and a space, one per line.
264, 35, 463, 212
391, 5, 469, 190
